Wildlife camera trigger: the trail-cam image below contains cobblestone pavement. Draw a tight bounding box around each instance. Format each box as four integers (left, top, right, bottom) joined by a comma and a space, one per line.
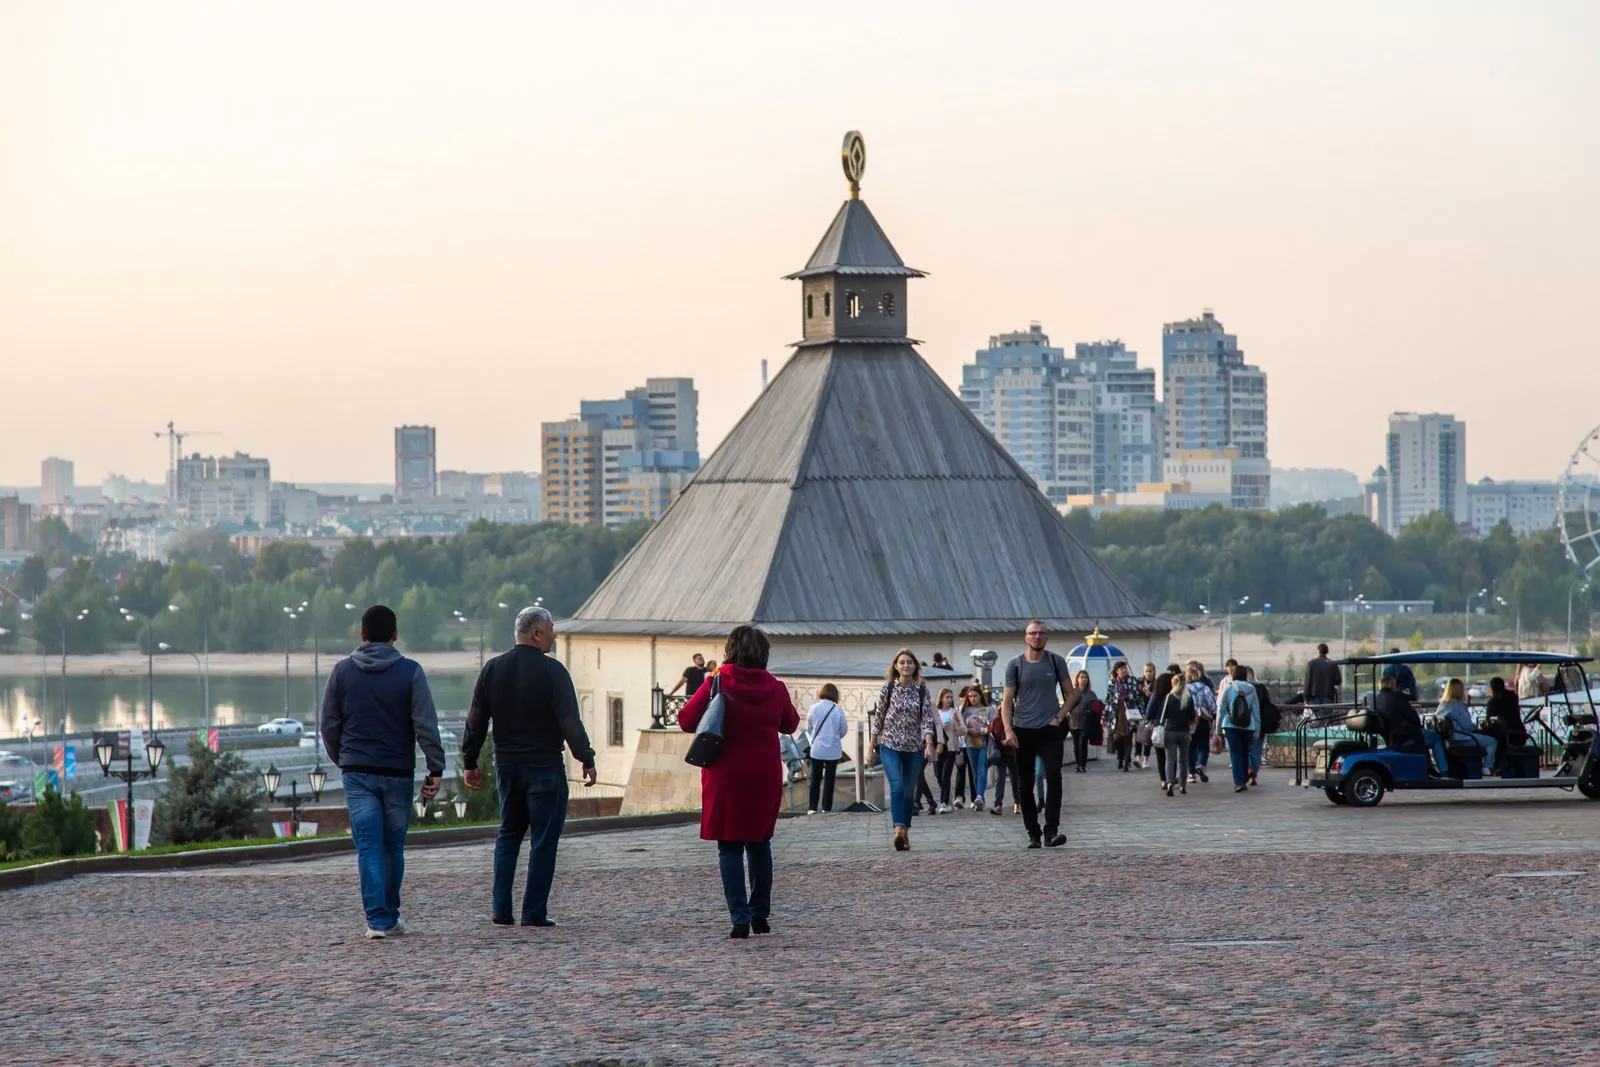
5, 768, 1599, 1065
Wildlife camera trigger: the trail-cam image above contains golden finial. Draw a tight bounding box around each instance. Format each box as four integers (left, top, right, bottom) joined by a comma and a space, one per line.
841, 131, 866, 200
1083, 626, 1110, 647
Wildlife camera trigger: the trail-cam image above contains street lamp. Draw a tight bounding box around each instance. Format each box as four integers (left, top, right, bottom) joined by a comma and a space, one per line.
1569, 579, 1594, 654
453, 795, 468, 820
167, 603, 210, 731
120, 604, 176, 734
1228, 596, 1251, 661
281, 606, 305, 722
157, 643, 205, 737
95, 731, 165, 851
261, 762, 325, 838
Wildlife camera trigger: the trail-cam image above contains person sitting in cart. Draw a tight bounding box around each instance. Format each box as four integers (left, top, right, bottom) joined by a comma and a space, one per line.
1430, 678, 1496, 777
1480, 677, 1528, 771
1374, 667, 1428, 759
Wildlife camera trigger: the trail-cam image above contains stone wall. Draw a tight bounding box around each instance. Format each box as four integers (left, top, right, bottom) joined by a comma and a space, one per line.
619, 729, 701, 815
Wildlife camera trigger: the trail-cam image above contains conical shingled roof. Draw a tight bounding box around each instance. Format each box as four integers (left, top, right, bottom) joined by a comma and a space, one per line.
785, 199, 925, 279
564, 341, 1179, 638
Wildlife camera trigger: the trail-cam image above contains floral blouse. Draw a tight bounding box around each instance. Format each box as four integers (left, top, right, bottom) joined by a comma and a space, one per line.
872, 681, 938, 752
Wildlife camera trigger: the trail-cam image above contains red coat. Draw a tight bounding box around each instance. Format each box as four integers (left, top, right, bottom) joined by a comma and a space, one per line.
679, 663, 800, 842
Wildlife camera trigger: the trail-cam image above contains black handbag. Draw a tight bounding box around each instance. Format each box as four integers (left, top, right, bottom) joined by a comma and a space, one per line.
684, 673, 727, 768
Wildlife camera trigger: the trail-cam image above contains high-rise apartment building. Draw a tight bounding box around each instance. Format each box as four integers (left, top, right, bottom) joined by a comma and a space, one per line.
1465, 477, 1559, 538
544, 379, 700, 526
1375, 412, 1467, 534
959, 326, 1160, 504
41, 457, 75, 509
394, 425, 437, 501
1161, 310, 1268, 463
181, 452, 272, 526
1073, 341, 1160, 492
0, 497, 35, 553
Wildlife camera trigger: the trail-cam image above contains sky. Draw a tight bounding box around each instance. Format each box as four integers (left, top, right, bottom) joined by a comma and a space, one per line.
2, 1, 1596, 488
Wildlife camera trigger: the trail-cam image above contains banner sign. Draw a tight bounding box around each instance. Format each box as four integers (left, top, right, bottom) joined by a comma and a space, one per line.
271, 820, 319, 839
108, 798, 157, 852
206, 728, 220, 753
34, 767, 48, 798
63, 745, 76, 779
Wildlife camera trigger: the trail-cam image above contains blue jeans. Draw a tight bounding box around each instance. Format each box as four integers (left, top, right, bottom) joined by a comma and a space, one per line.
344, 771, 413, 930
717, 839, 773, 925
878, 747, 925, 829
965, 746, 989, 800
1425, 729, 1448, 775
1034, 755, 1046, 806
1224, 728, 1253, 787
1191, 726, 1212, 772
1249, 734, 1264, 776
493, 761, 570, 924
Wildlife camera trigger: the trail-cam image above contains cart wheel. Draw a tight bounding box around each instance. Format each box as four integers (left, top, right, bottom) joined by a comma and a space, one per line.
1343, 769, 1385, 807
1324, 786, 1350, 805
1579, 777, 1600, 800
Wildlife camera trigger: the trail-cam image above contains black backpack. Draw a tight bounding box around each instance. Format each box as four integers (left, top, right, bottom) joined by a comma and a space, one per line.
1228, 688, 1252, 729
1256, 684, 1281, 734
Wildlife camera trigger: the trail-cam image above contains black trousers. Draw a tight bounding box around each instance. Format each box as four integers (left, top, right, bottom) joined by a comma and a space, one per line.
1014, 724, 1066, 840
1111, 734, 1132, 767
807, 757, 838, 812
916, 759, 937, 809
1072, 727, 1092, 770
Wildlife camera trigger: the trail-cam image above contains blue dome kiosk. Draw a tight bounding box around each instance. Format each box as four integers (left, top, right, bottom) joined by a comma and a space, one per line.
1065, 627, 1128, 697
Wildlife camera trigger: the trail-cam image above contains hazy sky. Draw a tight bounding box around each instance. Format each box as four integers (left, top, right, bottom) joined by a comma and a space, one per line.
3, 1, 1596, 488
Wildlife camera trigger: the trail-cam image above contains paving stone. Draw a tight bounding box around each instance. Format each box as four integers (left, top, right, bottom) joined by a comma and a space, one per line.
3, 766, 1598, 1064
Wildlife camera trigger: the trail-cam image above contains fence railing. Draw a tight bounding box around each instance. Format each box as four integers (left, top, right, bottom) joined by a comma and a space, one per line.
649, 687, 688, 729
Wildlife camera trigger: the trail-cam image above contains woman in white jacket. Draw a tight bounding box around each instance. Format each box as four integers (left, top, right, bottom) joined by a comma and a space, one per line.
805, 683, 850, 814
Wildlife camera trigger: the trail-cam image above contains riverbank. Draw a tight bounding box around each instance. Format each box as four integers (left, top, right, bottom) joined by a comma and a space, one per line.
0, 650, 487, 677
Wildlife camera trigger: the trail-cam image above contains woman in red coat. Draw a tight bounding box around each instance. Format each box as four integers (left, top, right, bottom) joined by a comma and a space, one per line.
679, 625, 800, 939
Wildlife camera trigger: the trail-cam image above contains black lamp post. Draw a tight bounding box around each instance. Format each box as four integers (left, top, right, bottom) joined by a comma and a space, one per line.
262, 763, 326, 838
95, 732, 166, 851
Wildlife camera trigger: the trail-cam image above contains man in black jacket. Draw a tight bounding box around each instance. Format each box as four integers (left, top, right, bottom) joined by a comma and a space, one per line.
462, 605, 597, 927
1304, 644, 1342, 705
1373, 668, 1426, 756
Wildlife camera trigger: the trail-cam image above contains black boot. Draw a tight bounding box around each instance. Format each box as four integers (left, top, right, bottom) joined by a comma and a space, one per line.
729, 923, 750, 939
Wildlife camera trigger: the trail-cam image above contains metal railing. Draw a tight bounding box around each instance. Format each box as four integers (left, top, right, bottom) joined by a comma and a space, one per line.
649, 687, 687, 729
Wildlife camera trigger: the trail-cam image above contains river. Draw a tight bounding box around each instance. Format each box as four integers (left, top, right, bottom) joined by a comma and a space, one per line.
0, 670, 479, 737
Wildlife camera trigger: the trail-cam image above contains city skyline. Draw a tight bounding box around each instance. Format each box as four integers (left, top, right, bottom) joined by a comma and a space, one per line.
3, 3, 1596, 485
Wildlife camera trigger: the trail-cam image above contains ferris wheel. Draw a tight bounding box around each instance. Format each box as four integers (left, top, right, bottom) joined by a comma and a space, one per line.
1558, 423, 1600, 576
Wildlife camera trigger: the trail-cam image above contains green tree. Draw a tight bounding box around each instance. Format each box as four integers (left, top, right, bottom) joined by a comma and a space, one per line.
0, 799, 25, 860
21, 788, 99, 858
153, 740, 267, 844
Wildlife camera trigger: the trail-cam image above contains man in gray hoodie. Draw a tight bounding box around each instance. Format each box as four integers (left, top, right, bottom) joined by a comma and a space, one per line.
322, 604, 447, 939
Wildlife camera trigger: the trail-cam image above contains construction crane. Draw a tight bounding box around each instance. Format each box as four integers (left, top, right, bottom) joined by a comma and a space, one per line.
155, 421, 220, 499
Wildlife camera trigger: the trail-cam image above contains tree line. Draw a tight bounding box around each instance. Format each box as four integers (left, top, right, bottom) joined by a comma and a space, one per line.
0, 521, 649, 656
1062, 504, 1592, 630
0, 505, 1590, 658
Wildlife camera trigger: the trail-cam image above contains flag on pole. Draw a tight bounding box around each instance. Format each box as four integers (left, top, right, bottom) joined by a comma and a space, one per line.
206, 728, 220, 753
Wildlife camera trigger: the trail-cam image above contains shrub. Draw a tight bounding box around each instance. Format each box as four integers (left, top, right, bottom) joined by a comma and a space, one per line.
21, 788, 98, 858
154, 739, 267, 845
460, 735, 499, 821
0, 800, 25, 860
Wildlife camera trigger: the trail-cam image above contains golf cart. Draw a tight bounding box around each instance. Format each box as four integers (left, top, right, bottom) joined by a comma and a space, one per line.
1297, 651, 1600, 807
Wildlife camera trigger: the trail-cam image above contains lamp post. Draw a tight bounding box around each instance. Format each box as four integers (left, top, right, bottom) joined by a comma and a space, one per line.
1228, 596, 1250, 661
52, 609, 91, 778
167, 604, 210, 730
1465, 587, 1488, 685
95, 731, 165, 851
17, 614, 46, 757
281, 604, 306, 722
1568, 579, 1593, 654
157, 643, 204, 734
1495, 595, 1521, 651
262, 763, 326, 838
120, 604, 177, 734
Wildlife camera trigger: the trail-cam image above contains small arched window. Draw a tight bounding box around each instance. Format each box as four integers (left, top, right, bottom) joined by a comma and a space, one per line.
806, 293, 814, 319
823, 291, 831, 317
879, 293, 896, 317
846, 292, 862, 319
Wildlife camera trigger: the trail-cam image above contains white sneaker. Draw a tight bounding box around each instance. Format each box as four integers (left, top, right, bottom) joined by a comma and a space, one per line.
391, 918, 407, 936
974, 797, 985, 812
937, 803, 952, 814
363, 927, 388, 940
954, 799, 965, 810
806, 809, 817, 815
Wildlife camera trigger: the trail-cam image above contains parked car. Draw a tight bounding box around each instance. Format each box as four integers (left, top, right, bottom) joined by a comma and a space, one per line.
0, 752, 34, 774
0, 780, 32, 804
258, 718, 305, 736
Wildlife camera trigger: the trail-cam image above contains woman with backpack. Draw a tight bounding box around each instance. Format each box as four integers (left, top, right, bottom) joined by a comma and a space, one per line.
1246, 666, 1279, 786
1217, 663, 1262, 793
1106, 661, 1142, 772
984, 694, 1020, 814
804, 682, 850, 814
1185, 661, 1217, 784
868, 649, 939, 851
1066, 670, 1102, 773
960, 686, 993, 812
